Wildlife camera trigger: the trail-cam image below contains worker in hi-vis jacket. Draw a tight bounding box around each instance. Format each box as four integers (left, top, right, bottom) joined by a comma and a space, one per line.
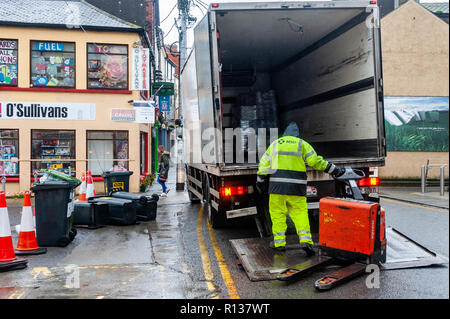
256, 122, 345, 256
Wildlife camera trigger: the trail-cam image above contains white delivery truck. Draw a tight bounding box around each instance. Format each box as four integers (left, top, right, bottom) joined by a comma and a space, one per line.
181, 1, 386, 231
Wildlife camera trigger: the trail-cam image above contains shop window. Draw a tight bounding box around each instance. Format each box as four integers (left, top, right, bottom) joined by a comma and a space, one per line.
30, 41, 75, 88
87, 44, 128, 90
0, 130, 19, 176
31, 130, 76, 175
0, 39, 18, 86
87, 131, 129, 175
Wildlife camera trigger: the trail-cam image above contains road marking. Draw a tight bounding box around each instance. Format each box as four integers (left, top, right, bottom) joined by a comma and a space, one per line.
32, 267, 54, 279
8, 288, 25, 299
381, 198, 449, 213
196, 206, 217, 298
206, 217, 240, 299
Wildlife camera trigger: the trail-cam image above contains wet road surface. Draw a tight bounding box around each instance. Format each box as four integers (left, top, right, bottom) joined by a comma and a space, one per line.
1, 195, 448, 299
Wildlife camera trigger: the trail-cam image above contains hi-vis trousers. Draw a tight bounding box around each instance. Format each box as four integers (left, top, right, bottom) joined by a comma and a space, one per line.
269, 194, 313, 248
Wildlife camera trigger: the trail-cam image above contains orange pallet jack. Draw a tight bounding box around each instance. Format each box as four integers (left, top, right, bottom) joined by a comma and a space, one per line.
276, 168, 386, 291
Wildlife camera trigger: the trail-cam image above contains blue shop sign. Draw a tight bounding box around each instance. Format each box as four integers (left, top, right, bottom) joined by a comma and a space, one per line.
35, 42, 64, 51
159, 96, 170, 112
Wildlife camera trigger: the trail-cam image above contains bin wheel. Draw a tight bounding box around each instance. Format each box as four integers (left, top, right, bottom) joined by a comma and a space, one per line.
57, 237, 70, 247
69, 229, 77, 242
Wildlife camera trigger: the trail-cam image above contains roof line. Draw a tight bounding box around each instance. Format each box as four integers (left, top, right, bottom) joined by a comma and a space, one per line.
0, 20, 144, 33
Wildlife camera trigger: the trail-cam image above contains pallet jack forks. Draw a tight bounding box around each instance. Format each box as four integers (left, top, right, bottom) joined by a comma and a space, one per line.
276, 168, 383, 291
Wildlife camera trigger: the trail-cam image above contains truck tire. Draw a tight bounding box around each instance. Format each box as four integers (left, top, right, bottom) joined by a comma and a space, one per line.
205, 176, 226, 228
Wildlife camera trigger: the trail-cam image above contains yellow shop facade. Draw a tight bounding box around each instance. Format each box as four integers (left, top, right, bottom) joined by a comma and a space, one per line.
0, 1, 153, 194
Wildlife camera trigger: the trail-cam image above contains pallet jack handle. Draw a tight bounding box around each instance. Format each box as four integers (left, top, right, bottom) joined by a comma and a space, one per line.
333, 167, 366, 201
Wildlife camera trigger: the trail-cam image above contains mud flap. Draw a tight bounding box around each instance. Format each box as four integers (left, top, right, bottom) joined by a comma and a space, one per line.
381, 227, 449, 270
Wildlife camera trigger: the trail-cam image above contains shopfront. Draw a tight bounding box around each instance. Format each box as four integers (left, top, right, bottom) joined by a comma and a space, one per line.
0, 21, 152, 194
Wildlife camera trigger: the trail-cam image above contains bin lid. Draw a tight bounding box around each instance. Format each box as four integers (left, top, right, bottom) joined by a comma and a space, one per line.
31, 181, 78, 191
102, 171, 133, 177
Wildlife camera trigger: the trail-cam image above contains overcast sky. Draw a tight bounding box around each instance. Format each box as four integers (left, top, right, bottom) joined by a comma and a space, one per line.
159, 0, 448, 47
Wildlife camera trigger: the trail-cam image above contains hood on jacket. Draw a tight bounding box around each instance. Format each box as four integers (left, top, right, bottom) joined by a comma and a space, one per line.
283, 122, 300, 138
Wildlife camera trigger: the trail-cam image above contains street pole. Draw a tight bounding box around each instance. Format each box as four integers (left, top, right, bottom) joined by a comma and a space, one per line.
176, 0, 189, 191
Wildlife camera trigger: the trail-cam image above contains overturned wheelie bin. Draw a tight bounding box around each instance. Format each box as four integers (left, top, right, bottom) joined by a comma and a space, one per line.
88, 197, 137, 226
110, 192, 159, 221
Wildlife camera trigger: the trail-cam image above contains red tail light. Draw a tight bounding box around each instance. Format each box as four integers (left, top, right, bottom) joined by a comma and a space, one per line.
212, 3, 219, 8
370, 0, 377, 4
358, 177, 380, 187
220, 186, 252, 197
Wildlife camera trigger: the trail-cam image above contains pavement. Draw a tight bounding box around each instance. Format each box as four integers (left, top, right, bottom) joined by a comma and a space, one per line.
379, 186, 449, 210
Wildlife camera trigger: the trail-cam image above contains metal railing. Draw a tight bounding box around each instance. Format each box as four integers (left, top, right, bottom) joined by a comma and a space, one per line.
421, 158, 449, 196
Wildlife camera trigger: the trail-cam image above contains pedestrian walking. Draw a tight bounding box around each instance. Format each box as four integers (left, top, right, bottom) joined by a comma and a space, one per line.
158, 145, 171, 197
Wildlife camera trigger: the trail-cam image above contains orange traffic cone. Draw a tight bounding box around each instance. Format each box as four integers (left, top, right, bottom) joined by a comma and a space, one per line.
15, 191, 47, 256
0, 191, 27, 272
79, 171, 87, 201
86, 170, 95, 199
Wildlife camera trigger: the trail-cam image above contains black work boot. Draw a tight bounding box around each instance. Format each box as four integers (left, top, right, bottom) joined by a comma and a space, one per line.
269, 241, 286, 252
301, 243, 315, 257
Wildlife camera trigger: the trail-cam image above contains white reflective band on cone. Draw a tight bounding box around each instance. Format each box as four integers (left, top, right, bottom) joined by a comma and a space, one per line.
80, 181, 87, 194
0, 207, 12, 237
19, 206, 34, 232
86, 184, 95, 198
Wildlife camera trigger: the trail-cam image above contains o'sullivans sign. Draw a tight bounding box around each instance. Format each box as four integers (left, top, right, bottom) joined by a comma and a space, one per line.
0, 101, 96, 120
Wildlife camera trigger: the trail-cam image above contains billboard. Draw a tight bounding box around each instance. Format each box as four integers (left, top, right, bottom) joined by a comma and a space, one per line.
384, 97, 449, 152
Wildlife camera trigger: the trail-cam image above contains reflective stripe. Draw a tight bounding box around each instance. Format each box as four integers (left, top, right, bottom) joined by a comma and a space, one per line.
300, 236, 312, 242
275, 151, 302, 157
273, 232, 286, 237
274, 238, 286, 244
270, 178, 307, 185
262, 152, 272, 161
257, 175, 265, 182
298, 230, 311, 235
326, 163, 336, 174
304, 151, 316, 160
297, 139, 303, 156
271, 139, 303, 157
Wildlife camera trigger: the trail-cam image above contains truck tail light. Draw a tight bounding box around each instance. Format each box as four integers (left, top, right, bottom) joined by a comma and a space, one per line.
370, 0, 377, 4
358, 177, 380, 187
212, 3, 219, 8
220, 186, 253, 197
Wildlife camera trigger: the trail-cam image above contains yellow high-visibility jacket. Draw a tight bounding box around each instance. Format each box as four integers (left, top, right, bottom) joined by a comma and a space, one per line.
257, 135, 338, 196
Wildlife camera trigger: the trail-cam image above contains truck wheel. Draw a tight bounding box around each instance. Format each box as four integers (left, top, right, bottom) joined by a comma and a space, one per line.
205, 177, 226, 228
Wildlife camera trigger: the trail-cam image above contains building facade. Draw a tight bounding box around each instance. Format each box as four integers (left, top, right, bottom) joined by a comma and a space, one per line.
0, 0, 153, 194
378, 0, 449, 180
